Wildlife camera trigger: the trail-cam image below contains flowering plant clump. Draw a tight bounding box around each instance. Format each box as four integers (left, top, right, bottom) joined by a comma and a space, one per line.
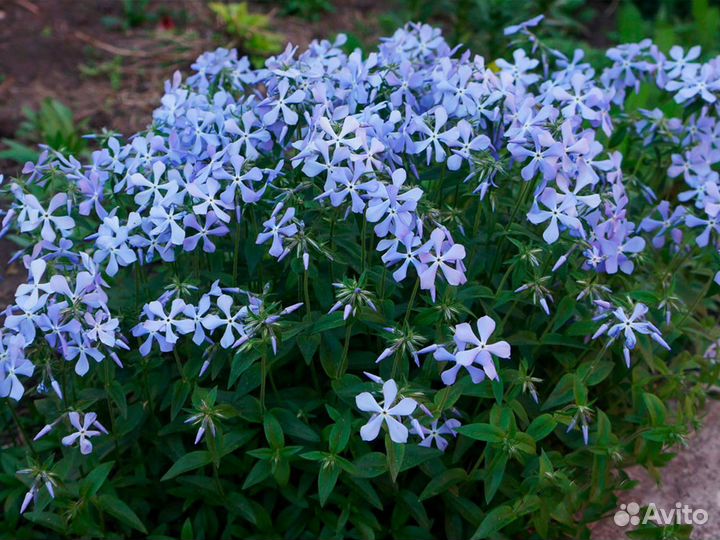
1, 18, 719, 539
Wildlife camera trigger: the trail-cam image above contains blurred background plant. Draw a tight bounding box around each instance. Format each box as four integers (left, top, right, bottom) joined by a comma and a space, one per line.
101, 0, 190, 31
102, 0, 152, 29
209, 2, 284, 63
0, 99, 86, 164
616, 0, 720, 52
282, 0, 334, 21
3, 1, 719, 183
379, 0, 593, 57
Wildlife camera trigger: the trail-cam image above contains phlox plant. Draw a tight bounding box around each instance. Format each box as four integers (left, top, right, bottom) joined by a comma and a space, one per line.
1, 16, 720, 540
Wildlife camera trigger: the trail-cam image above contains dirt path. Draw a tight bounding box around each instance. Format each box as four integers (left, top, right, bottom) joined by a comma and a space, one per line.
592, 401, 720, 539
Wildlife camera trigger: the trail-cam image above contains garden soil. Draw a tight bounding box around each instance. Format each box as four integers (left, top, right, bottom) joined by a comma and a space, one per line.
591, 401, 720, 539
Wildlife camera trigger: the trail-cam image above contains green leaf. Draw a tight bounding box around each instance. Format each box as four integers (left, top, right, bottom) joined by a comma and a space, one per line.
230, 350, 260, 387
226, 492, 258, 525
298, 332, 320, 364
108, 381, 127, 418
491, 376, 504, 405
272, 456, 291, 485
328, 411, 351, 454
472, 504, 516, 540
170, 379, 191, 421
595, 409, 612, 446
24, 512, 66, 533
312, 312, 345, 334
161, 451, 213, 481
301, 450, 328, 461
318, 464, 340, 506
642, 393, 667, 426
567, 320, 600, 337
181, 518, 194, 540
400, 445, 442, 472
274, 408, 319, 443
319, 333, 343, 379
220, 429, 257, 456
580, 361, 615, 386
434, 384, 466, 411
552, 296, 576, 331
264, 411, 285, 448
542, 374, 575, 410
96, 494, 148, 534
526, 414, 557, 441
456, 423, 504, 443
627, 290, 660, 304
81, 461, 114, 497
400, 489, 431, 529
0, 139, 39, 164
608, 122, 628, 148
484, 452, 508, 503
512, 432, 536, 455
617, 2, 647, 45
540, 334, 586, 349
349, 452, 387, 478
573, 377, 588, 406
243, 459, 272, 489
385, 435, 405, 482
418, 468, 467, 501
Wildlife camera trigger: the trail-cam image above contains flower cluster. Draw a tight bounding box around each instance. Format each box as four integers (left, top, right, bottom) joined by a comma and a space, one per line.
0, 17, 718, 532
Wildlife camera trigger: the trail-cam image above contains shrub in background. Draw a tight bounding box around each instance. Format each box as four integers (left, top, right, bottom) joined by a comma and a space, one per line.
1, 17, 719, 540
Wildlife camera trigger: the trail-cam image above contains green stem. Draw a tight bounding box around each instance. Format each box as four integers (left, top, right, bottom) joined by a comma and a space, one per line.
453, 171, 462, 206
468, 203, 484, 263
403, 278, 420, 327
538, 308, 561, 343
133, 266, 140, 314
232, 219, 241, 286
329, 213, 337, 282
490, 179, 533, 276
206, 434, 226, 496
103, 360, 120, 457
142, 357, 154, 411
435, 386, 451, 416
260, 352, 268, 413
173, 349, 184, 378
662, 247, 694, 283
379, 266, 387, 300
6, 401, 38, 459
435, 168, 446, 205
677, 271, 716, 327
360, 216, 367, 271
500, 298, 519, 331
339, 323, 354, 378
391, 351, 402, 381
494, 261, 516, 298
467, 448, 487, 478
303, 268, 311, 316
250, 208, 264, 287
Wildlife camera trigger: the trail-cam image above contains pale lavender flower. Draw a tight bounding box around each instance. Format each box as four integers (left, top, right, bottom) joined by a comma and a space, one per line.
412, 418, 461, 451
418, 228, 467, 301
355, 379, 417, 443
256, 203, 298, 258
183, 212, 229, 253
527, 187, 583, 244
61, 411, 106, 455
443, 316, 510, 384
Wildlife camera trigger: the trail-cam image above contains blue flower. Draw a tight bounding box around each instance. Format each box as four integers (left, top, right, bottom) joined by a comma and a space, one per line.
355, 379, 418, 443
61, 411, 106, 455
